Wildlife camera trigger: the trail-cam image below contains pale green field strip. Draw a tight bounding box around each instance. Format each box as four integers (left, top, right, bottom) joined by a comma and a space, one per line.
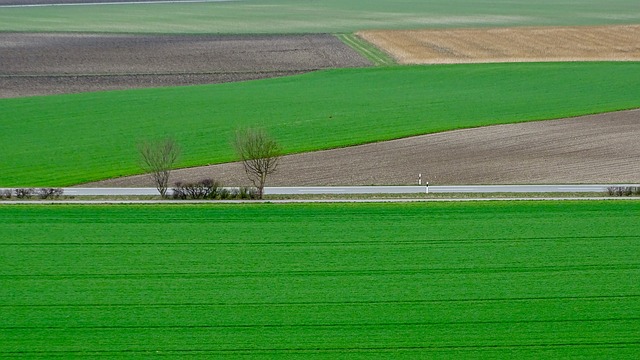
1, 62, 640, 187
1, 0, 639, 34
336, 34, 395, 66
1, 201, 639, 358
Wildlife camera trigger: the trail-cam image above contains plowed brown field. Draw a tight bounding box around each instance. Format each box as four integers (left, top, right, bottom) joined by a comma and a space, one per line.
0, 33, 370, 98
85, 109, 640, 187
357, 25, 640, 64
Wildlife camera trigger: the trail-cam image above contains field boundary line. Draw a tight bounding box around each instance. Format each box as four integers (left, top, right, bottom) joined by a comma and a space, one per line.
0, 69, 318, 77
336, 34, 395, 66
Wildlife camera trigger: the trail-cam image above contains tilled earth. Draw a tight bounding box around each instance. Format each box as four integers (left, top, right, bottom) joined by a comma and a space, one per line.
85, 109, 640, 187
0, 33, 371, 98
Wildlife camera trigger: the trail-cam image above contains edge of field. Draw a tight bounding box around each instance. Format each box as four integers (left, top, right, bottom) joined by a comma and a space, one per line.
336, 33, 395, 66
2, 191, 640, 204
356, 25, 640, 65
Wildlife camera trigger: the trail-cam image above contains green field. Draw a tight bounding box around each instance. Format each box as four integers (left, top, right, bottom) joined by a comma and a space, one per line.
1, 0, 639, 34
1, 62, 640, 186
1, 201, 639, 358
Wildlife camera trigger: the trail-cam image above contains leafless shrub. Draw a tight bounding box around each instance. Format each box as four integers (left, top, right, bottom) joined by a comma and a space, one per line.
607, 186, 622, 196
14, 188, 35, 199
606, 186, 640, 196
239, 187, 258, 199
234, 128, 282, 199
171, 180, 258, 200
0, 189, 12, 199
37, 188, 64, 199
138, 138, 180, 198
218, 188, 231, 200
172, 179, 222, 200
171, 184, 186, 199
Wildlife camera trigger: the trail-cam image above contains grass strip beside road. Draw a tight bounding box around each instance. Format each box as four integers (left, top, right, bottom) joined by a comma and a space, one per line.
1, 201, 639, 358
0, 191, 636, 202
1, 62, 640, 186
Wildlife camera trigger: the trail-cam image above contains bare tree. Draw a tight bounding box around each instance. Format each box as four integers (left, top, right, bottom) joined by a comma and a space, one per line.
234, 128, 282, 199
138, 138, 180, 198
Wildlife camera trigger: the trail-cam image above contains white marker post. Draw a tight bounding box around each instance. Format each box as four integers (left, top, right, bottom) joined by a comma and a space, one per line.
418, 173, 422, 185
426, 181, 429, 194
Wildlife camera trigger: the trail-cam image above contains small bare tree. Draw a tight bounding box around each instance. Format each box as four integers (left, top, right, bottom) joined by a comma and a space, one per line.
234, 128, 282, 199
138, 138, 180, 198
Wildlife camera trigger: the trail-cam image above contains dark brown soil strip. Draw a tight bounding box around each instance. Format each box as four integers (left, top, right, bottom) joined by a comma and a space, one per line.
0, 33, 371, 98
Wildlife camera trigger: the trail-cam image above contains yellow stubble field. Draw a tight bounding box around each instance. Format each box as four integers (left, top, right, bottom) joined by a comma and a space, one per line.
357, 25, 640, 64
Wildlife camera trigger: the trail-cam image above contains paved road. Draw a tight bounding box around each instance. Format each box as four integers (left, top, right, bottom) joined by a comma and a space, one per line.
265, 185, 638, 195
1, 184, 635, 196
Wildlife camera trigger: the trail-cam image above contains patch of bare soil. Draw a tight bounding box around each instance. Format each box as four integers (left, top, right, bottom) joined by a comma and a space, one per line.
357, 25, 640, 64
0, 33, 371, 98
84, 109, 640, 187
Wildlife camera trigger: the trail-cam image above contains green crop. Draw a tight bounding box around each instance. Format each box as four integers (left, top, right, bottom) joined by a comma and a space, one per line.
1, 62, 640, 186
1, 201, 639, 358
0, 0, 638, 34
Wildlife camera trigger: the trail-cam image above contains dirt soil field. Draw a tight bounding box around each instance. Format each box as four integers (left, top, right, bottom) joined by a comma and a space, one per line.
357, 25, 640, 64
84, 109, 640, 187
0, 33, 371, 98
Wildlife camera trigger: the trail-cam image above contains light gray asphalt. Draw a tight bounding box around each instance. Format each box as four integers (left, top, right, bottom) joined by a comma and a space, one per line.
264, 185, 639, 195
2, 185, 638, 196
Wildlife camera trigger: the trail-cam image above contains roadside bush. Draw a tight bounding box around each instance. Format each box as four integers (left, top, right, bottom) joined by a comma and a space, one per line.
238, 186, 258, 200
218, 188, 231, 200
171, 180, 258, 200
606, 186, 621, 196
14, 188, 35, 199
606, 186, 640, 196
37, 188, 64, 199
0, 189, 12, 199
172, 179, 222, 200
